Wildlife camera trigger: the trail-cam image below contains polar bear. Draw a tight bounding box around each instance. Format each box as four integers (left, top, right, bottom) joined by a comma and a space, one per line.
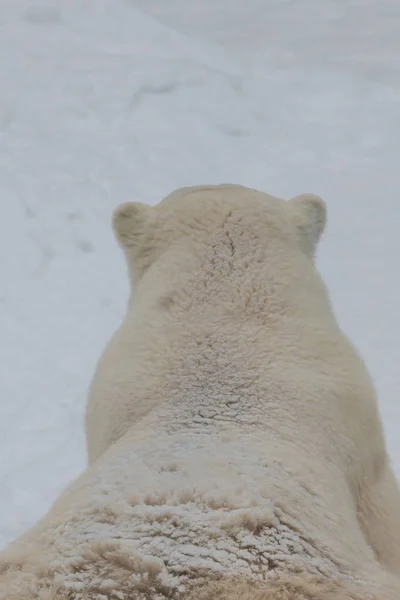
1, 184, 400, 600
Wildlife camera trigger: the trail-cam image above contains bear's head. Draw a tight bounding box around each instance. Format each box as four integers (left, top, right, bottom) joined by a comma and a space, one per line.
112, 185, 326, 287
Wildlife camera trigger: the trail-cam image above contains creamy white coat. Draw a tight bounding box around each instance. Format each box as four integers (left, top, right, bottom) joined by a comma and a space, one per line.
1, 185, 400, 599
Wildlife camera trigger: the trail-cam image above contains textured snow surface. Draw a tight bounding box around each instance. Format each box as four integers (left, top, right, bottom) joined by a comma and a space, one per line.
1, 0, 400, 549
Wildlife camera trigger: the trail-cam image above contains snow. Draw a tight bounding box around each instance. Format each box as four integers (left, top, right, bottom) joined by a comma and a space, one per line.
1, 0, 400, 550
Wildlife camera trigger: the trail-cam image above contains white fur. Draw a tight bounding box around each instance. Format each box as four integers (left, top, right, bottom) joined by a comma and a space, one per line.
1, 184, 400, 599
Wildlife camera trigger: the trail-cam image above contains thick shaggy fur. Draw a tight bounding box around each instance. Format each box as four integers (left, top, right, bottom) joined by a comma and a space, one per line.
1, 184, 400, 599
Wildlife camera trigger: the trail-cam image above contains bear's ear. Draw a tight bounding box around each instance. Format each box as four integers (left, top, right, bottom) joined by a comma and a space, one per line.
287, 194, 326, 256
112, 202, 154, 248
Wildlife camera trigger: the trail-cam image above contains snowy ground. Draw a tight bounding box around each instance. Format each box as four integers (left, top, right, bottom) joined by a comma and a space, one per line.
1, 0, 400, 549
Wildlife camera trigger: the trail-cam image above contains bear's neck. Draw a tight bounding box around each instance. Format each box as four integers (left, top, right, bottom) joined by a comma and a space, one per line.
134, 241, 335, 328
